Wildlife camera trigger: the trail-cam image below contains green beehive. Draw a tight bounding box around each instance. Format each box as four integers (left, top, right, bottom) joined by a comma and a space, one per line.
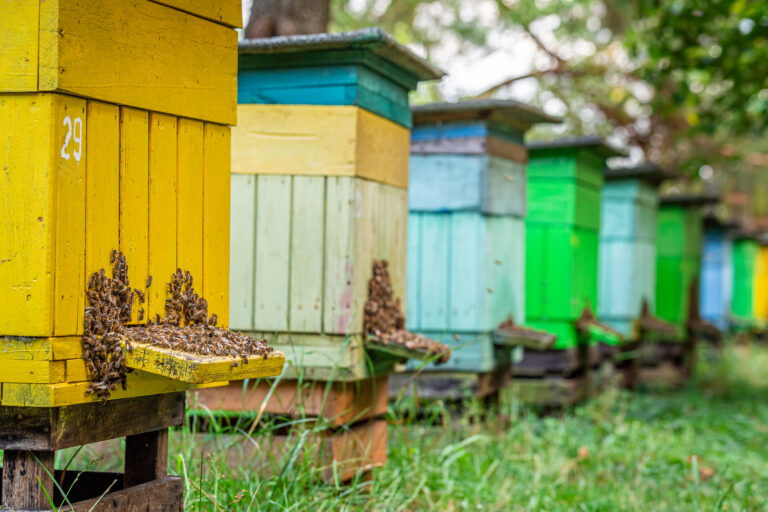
731, 236, 758, 329
521, 137, 624, 378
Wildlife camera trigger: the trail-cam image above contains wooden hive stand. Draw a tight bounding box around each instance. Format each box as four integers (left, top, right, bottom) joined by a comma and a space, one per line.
389, 99, 558, 408
195, 29, 443, 482
515, 137, 625, 406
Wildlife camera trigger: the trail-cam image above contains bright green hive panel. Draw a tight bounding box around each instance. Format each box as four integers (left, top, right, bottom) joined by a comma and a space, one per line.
527, 180, 601, 230
732, 238, 757, 321
527, 147, 605, 188
656, 254, 699, 326
657, 206, 702, 258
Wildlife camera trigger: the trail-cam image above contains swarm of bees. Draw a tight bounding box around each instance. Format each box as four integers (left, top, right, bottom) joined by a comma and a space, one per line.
363, 260, 451, 364
83, 251, 273, 401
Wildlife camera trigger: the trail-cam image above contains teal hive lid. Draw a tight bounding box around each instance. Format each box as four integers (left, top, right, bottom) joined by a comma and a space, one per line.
605, 162, 676, 185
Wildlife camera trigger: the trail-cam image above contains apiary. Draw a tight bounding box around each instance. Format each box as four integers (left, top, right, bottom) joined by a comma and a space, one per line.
0, 3, 285, 509
384, 99, 559, 402
700, 216, 736, 331
193, 29, 446, 481
731, 236, 757, 329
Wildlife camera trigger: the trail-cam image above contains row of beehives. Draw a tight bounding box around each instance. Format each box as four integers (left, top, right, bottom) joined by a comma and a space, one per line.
0, 0, 241, 406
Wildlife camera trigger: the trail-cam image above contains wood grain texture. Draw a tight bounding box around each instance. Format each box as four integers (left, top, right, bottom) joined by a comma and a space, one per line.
228, 175, 256, 330
177, 118, 204, 285
119, 107, 149, 324
148, 113, 178, 321
123, 341, 285, 383
203, 123, 231, 327
53, 96, 87, 336
0, 1, 39, 90
404, 332, 496, 373
125, 429, 169, 488
22, 0, 238, 123
232, 105, 409, 188
85, 101, 120, 283
61, 477, 183, 512
0, 359, 65, 384
1, 449, 55, 510
149, 0, 242, 27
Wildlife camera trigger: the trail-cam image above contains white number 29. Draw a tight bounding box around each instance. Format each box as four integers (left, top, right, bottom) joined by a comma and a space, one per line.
61, 116, 83, 162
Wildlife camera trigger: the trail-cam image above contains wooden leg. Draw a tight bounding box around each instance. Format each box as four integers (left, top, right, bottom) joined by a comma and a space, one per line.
1, 450, 55, 511
124, 429, 168, 489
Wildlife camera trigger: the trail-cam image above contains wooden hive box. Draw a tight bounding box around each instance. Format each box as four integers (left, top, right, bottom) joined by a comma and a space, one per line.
229, 29, 442, 382
598, 164, 670, 336
0, 0, 250, 406
655, 194, 718, 334
731, 236, 758, 328
699, 217, 736, 331
404, 100, 558, 376
754, 243, 768, 323
525, 137, 624, 350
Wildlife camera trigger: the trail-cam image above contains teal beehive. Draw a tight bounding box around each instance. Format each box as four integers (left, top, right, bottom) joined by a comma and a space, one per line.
400, 100, 558, 397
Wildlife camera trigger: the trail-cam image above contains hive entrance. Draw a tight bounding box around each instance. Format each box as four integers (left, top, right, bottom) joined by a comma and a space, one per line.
83, 250, 273, 400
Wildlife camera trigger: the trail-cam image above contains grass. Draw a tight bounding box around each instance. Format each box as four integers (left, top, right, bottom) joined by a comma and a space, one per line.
46, 341, 768, 510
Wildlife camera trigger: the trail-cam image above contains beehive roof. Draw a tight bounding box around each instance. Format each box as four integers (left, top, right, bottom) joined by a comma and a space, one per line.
659, 192, 720, 207
604, 162, 677, 185
528, 135, 627, 159
412, 99, 561, 133
238, 28, 443, 82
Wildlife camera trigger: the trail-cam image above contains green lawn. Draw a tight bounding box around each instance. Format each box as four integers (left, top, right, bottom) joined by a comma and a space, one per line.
55, 341, 768, 511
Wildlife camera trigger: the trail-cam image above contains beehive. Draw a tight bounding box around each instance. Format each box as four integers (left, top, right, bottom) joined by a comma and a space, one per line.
655, 194, 718, 335
598, 164, 670, 336
0, 0, 242, 406
754, 243, 768, 322
229, 29, 442, 381
525, 137, 624, 350
731, 236, 758, 328
403, 100, 557, 377
700, 217, 736, 331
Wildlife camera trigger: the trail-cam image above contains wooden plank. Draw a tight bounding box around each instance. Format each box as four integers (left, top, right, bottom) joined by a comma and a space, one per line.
35, 0, 237, 124
0, 94, 56, 336
289, 176, 325, 332
149, 0, 242, 27
375, 183, 408, 310
484, 216, 525, 327
405, 214, 422, 330
147, 113, 178, 322
254, 175, 291, 331
66, 359, 88, 382
1, 450, 55, 510
449, 212, 485, 331
1, 371, 220, 408
324, 177, 357, 334
0, 337, 54, 361
202, 123, 231, 327
391, 369, 508, 400
229, 175, 256, 330
352, 178, 378, 333
0, 1, 39, 90
53, 337, 84, 360
53, 95, 87, 336
416, 214, 450, 330
405, 332, 496, 373
176, 118, 204, 285
0, 393, 185, 451
191, 375, 388, 427
62, 477, 183, 512
119, 107, 149, 324
0, 359, 65, 384
125, 429, 169, 488
408, 154, 485, 212
85, 102, 120, 281
484, 156, 527, 216
232, 105, 410, 188
123, 341, 285, 383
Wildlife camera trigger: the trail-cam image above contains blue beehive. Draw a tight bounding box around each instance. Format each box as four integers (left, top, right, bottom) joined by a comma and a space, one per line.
700, 215, 737, 331
402, 100, 558, 394
598, 164, 671, 336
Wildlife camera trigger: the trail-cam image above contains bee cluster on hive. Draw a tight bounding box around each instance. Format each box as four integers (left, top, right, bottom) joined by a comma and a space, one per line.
363, 260, 451, 364
83, 250, 273, 400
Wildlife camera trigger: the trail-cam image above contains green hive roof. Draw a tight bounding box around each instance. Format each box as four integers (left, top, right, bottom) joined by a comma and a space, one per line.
411, 99, 561, 133
238, 28, 444, 82
528, 135, 627, 159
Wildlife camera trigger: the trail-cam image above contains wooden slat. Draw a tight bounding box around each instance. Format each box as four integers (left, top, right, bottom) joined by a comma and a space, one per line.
177, 118, 204, 284
323, 177, 357, 334
405, 332, 495, 373
0, 360, 65, 384
484, 216, 525, 327
254, 176, 291, 331
1, 450, 55, 510
148, 113, 178, 321
376, 182, 408, 308
85, 101, 120, 282
53, 95, 87, 336
202, 123, 231, 327
35, 0, 237, 124
289, 176, 325, 332
62, 477, 183, 512
125, 429, 168, 488
405, 214, 421, 330
232, 105, 410, 188
0, 94, 56, 336
449, 212, 485, 331
149, 0, 242, 27
228, 175, 256, 330
418, 213, 450, 330
0, 1, 39, 90
119, 107, 149, 323
123, 341, 285, 383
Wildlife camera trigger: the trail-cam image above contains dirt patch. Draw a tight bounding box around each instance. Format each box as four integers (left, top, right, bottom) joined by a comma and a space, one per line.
363, 260, 450, 364
83, 251, 272, 401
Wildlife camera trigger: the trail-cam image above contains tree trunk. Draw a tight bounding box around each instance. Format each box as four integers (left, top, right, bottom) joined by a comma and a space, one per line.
245, 0, 330, 39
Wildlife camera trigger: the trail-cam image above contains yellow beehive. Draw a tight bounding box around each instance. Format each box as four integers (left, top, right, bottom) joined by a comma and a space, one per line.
0, 0, 245, 405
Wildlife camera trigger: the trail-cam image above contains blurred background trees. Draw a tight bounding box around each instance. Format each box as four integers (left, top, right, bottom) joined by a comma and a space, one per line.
245, 0, 768, 221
